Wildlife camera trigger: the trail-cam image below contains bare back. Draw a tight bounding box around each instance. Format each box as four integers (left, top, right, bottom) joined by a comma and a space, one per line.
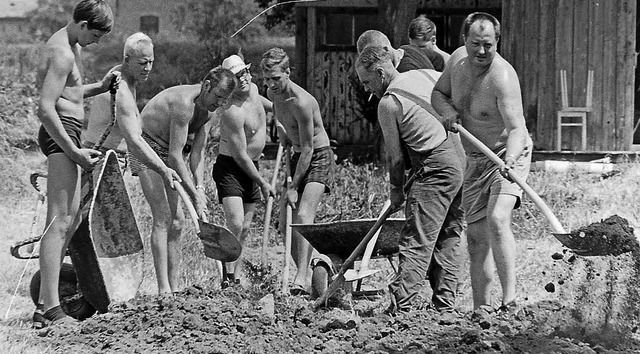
37, 28, 85, 120
219, 83, 267, 160
270, 81, 329, 152
140, 85, 210, 148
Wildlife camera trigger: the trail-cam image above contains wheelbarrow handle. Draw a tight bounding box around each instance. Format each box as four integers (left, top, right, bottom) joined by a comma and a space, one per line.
454, 123, 566, 234
313, 201, 394, 309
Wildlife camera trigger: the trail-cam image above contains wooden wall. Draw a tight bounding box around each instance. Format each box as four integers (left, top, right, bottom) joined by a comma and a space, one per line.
502, 0, 637, 151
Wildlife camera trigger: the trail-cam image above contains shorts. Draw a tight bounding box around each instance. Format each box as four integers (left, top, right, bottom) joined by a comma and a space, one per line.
212, 154, 261, 203
129, 131, 169, 177
290, 146, 335, 194
37, 115, 82, 156
462, 146, 532, 224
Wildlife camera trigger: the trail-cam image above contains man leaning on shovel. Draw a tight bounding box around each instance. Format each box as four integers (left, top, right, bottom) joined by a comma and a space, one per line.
355, 46, 465, 314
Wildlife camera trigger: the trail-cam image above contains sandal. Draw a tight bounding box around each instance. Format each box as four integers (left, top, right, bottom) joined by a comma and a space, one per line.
32, 304, 45, 330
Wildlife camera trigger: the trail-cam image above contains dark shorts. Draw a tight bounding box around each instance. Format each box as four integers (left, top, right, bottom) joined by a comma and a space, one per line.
37, 116, 82, 156
129, 131, 169, 177
290, 146, 335, 194
212, 154, 261, 203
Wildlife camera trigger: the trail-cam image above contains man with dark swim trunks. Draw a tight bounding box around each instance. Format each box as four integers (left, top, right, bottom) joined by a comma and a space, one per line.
135, 67, 236, 294
213, 54, 275, 287
34, 0, 119, 328
261, 47, 335, 295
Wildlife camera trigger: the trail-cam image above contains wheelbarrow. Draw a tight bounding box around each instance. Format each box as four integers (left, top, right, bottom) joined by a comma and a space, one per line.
10, 150, 145, 318
290, 217, 405, 299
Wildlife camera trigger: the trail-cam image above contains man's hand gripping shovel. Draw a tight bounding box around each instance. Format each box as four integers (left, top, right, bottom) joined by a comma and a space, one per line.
174, 183, 241, 262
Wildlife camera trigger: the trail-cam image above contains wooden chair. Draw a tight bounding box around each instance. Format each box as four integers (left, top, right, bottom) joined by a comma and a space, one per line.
556, 69, 594, 151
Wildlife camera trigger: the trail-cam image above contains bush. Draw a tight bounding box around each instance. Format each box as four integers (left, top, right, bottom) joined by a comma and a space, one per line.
0, 70, 40, 151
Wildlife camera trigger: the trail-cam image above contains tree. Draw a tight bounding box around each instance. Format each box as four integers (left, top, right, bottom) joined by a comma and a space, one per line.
174, 0, 266, 65
27, 0, 77, 41
254, 0, 296, 30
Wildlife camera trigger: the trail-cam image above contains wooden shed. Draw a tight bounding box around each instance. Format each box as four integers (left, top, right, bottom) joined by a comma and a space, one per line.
295, 0, 639, 153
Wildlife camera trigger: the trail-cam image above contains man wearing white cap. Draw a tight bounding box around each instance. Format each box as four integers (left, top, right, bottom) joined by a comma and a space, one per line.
214, 54, 275, 287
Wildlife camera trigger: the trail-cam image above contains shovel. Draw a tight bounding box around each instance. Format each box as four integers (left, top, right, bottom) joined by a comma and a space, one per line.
174, 183, 242, 262
343, 200, 390, 282
281, 147, 293, 294
261, 144, 284, 267
454, 124, 635, 256
313, 201, 393, 310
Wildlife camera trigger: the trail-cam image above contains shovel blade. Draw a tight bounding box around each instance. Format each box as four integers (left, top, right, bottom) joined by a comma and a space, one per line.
343, 268, 381, 282
553, 232, 635, 257
199, 222, 242, 262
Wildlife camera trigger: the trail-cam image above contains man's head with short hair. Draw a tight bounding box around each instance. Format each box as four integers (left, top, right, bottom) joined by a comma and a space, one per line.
122, 32, 154, 82
260, 47, 290, 72
261, 47, 291, 94
355, 46, 394, 99
200, 66, 237, 111
73, 0, 114, 32
408, 15, 436, 48
356, 30, 392, 55
462, 12, 501, 42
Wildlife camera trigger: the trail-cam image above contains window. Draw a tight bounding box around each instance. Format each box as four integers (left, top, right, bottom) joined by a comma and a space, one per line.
140, 15, 159, 35
319, 8, 380, 50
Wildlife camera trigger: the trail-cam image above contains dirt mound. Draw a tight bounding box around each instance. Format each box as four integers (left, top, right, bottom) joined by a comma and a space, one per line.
36, 275, 640, 354
570, 215, 639, 256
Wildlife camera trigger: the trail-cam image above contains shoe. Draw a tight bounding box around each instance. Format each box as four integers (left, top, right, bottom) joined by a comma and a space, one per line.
289, 284, 309, 296
32, 304, 45, 330
221, 278, 240, 289
36, 305, 79, 330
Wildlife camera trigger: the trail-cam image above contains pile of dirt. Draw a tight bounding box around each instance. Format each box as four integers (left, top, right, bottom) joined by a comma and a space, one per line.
36, 275, 640, 354
570, 215, 639, 256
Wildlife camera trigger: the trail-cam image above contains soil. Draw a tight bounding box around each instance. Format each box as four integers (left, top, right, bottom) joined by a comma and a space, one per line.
34, 252, 640, 354
570, 215, 640, 256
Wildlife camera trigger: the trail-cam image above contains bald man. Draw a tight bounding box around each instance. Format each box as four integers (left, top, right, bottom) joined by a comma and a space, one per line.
357, 29, 435, 71
82, 32, 179, 185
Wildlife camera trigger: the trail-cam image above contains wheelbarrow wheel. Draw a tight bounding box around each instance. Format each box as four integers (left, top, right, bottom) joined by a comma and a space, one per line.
29, 262, 96, 320
311, 263, 330, 299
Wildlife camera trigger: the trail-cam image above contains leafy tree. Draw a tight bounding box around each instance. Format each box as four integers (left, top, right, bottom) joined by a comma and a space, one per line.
173, 0, 266, 65
27, 0, 77, 41
254, 0, 296, 30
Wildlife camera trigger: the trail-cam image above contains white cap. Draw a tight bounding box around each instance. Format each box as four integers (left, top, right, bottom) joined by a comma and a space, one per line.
222, 55, 251, 74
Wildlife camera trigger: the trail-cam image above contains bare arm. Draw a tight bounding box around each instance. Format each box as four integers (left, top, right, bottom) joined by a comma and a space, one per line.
116, 84, 180, 187
432, 63, 459, 131
289, 100, 315, 191
189, 120, 208, 190
259, 94, 273, 113
378, 96, 406, 211
37, 49, 101, 168
83, 67, 120, 99
495, 66, 528, 168
168, 113, 204, 214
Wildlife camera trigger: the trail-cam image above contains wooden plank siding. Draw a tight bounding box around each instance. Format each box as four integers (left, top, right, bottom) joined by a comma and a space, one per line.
502, 0, 636, 151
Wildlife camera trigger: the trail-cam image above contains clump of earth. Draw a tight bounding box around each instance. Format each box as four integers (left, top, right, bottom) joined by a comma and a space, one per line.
570, 215, 639, 256
35, 256, 640, 354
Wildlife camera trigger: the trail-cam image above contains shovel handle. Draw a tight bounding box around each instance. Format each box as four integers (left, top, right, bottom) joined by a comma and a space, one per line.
314, 201, 394, 309
454, 124, 566, 234
174, 182, 202, 234
262, 144, 285, 267
360, 200, 391, 272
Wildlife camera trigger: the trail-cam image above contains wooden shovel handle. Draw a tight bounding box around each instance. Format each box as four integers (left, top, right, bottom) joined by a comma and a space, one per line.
174, 182, 201, 234
359, 200, 391, 272
454, 124, 566, 234
313, 201, 394, 309
262, 144, 285, 266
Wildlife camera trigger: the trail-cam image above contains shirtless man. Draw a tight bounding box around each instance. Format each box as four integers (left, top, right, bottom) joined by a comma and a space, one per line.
34, 0, 119, 328
432, 12, 532, 313
261, 47, 335, 295
133, 67, 236, 293
214, 55, 275, 287
82, 32, 178, 185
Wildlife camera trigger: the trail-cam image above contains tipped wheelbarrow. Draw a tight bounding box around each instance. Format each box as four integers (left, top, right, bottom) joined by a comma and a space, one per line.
11, 150, 144, 318
291, 215, 405, 300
